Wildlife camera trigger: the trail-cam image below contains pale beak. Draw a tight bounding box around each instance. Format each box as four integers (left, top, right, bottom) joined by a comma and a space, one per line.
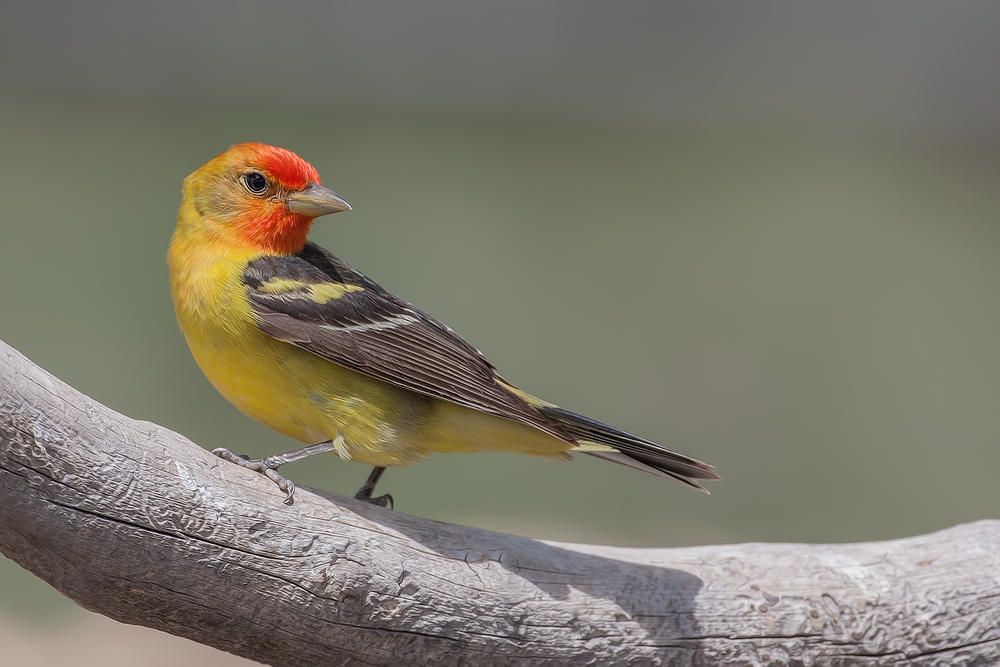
287, 182, 352, 218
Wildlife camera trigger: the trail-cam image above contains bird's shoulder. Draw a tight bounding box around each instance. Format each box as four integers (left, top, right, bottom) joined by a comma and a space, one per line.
242, 243, 492, 365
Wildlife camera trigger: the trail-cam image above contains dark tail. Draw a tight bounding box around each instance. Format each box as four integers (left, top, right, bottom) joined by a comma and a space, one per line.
539, 406, 720, 492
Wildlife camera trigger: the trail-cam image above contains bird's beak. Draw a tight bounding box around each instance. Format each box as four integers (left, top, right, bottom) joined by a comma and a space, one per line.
287, 182, 352, 218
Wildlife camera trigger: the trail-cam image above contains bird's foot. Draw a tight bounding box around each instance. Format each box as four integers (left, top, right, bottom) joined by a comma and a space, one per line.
353, 488, 394, 509
354, 466, 393, 509
212, 448, 296, 503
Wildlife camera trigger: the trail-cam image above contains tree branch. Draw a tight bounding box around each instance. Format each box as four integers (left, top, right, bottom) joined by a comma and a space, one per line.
0, 338, 997, 666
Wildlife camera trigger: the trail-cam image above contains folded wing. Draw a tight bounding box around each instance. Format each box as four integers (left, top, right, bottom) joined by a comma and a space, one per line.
243, 243, 571, 441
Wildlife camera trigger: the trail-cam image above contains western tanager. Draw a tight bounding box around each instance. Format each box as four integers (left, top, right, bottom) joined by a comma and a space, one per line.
168, 143, 719, 506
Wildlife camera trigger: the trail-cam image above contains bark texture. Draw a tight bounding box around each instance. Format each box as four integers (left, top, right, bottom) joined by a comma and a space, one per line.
0, 338, 998, 666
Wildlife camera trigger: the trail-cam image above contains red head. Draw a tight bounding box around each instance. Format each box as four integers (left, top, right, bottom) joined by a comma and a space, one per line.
180, 143, 351, 255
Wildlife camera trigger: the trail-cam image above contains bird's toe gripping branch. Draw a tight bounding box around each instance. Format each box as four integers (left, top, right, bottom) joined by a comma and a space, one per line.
353, 466, 393, 509
212, 447, 298, 503
212, 439, 347, 502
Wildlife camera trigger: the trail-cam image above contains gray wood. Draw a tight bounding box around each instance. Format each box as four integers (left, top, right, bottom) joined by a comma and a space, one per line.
0, 337, 997, 666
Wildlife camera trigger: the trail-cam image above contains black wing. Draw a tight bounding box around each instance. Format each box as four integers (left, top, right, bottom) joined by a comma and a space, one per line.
243, 242, 571, 441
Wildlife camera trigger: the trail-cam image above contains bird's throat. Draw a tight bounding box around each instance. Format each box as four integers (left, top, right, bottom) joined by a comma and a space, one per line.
238, 210, 313, 255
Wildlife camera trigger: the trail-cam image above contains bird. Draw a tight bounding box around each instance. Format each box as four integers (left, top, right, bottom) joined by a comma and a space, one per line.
168, 143, 719, 507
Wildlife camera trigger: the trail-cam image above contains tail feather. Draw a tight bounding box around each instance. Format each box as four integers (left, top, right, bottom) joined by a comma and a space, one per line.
583, 450, 711, 492
539, 406, 720, 491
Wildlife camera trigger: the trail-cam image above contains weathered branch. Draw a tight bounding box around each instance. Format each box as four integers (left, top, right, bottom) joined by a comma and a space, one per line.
0, 338, 998, 666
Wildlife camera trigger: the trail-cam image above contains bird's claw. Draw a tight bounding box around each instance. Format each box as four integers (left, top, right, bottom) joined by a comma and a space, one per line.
264, 469, 296, 503
354, 489, 394, 510
370, 493, 393, 509
212, 447, 297, 503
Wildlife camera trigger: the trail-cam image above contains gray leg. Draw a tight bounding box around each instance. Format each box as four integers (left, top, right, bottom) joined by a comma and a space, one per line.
213, 439, 339, 503
354, 466, 393, 509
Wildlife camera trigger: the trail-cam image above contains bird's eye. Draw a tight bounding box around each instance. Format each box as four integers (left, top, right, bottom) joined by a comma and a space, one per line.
242, 172, 268, 194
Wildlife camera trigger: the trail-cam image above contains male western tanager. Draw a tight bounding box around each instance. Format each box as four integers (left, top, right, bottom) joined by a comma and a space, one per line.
168, 143, 718, 506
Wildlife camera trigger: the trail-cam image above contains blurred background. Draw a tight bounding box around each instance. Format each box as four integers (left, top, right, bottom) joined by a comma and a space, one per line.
1, 1, 999, 664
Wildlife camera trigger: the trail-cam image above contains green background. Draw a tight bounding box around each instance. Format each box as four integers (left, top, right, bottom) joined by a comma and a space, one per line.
1, 1, 999, 627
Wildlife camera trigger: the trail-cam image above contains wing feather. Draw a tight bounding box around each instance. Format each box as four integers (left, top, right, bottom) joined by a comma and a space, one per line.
244, 243, 571, 441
